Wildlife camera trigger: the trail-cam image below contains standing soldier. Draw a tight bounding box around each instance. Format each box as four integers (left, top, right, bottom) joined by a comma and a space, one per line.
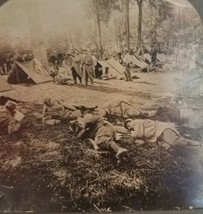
81, 49, 94, 85
91, 53, 98, 78
122, 50, 132, 82
70, 50, 83, 84
151, 46, 157, 66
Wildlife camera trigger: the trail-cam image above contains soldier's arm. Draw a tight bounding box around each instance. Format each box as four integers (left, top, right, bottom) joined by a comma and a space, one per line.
77, 128, 89, 139
63, 103, 76, 111
42, 105, 47, 114
8, 119, 21, 135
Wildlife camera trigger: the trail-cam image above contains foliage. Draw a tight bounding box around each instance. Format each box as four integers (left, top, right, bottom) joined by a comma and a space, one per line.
87, 0, 120, 23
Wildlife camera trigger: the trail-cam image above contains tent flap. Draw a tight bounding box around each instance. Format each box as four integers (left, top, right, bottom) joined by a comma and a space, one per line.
98, 58, 125, 79
8, 59, 52, 84
0, 75, 12, 92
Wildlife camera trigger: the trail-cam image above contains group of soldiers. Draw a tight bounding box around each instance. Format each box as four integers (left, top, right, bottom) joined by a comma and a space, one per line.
0, 52, 34, 75
1, 97, 203, 176
69, 49, 98, 85
49, 49, 98, 85
47, 46, 163, 86
0, 53, 14, 75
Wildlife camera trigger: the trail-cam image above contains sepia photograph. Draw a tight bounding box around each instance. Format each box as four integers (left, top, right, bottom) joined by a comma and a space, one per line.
0, 0, 203, 212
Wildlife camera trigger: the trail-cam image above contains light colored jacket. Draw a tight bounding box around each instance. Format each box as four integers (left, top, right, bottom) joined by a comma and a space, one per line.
130, 119, 180, 143
0, 108, 21, 134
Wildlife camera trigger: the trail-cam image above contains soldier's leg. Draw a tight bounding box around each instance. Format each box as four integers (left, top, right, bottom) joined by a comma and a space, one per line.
42, 114, 61, 125
90, 69, 94, 84
85, 70, 88, 85
162, 129, 203, 176
161, 129, 187, 147
87, 66, 94, 85
76, 72, 82, 85
79, 76, 82, 84
128, 70, 132, 81
92, 66, 96, 78
70, 110, 82, 119
124, 71, 129, 81
96, 137, 127, 160
71, 67, 77, 84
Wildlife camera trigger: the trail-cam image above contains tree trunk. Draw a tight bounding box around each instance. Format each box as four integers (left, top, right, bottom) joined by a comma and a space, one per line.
125, 0, 130, 51
97, 14, 103, 59
137, 0, 143, 50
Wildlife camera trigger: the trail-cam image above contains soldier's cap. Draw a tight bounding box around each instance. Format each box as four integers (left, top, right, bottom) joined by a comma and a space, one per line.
5, 100, 17, 109
124, 119, 133, 130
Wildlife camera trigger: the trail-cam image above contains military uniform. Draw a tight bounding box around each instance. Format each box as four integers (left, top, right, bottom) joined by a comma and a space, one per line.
81, 54, 94, 85
78, 114, 127, 159
71, 54, 83, 84
42, 98, 82, 125
99, 100, 140, 118
0, 102, 21, 135
125, 119, 203, 175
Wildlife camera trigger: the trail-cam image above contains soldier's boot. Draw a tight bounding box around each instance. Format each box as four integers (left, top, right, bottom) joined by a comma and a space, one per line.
116, 147, 128, 160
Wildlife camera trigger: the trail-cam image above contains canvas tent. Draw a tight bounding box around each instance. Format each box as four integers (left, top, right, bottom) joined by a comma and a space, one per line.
144, 54, 152, 64
144, 53, 165, 64
7, 59, 52, 84
107, 58, 125, 74
0, 75, 12, 92
157, 53, 166, 62
132, 55, 148, 68
125, 54, 148, 68
98, 58, 125, 79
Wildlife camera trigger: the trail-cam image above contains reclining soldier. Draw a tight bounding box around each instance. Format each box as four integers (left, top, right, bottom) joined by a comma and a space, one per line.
42, 98, 98, 125
124, 118, 203, 176
0, 101, 24, 135
77, 113, 128, 162
42, 98, 82, 125
98, 100, 140, 118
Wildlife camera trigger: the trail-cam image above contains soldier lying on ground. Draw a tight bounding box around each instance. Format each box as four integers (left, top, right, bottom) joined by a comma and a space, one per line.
76, 113, 128, 162
42, 98, 82, 125
124, 119, 203, 176
98, 100, 139, 118
42, 98, 97, 125
54, 74, 72, 85
98, 100, 155, 119
0, 101, 24, 135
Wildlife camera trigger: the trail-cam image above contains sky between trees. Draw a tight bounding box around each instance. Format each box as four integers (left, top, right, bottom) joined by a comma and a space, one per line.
0, 0, 201, 52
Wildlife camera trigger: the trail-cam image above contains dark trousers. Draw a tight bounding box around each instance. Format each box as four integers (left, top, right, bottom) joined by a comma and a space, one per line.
71, 66, 82, 84
83, 64, 94, 85
95, 136, 119, 153
124, 68, 132, 81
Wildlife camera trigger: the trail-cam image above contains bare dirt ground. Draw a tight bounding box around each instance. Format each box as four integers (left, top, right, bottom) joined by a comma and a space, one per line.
0, 72, 201, 212
2, 72, 178, 106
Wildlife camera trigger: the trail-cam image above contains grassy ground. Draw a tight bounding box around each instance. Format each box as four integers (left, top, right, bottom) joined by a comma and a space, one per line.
0, 101, 199, 212
0, 72, 202, 212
